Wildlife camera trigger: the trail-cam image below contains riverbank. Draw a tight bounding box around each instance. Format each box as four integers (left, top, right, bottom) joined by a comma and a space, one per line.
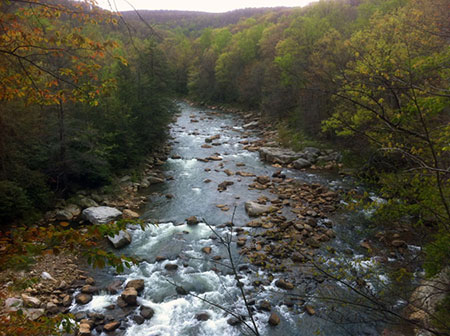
0, 121, 175, 334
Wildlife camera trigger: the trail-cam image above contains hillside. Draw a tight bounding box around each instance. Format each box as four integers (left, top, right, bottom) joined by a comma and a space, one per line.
121, 7, 290, 33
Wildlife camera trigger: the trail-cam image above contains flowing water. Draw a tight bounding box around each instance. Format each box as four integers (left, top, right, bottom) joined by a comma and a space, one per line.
71, 102, 416, 336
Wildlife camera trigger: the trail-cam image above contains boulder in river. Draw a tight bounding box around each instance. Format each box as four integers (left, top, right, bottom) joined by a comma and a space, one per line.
75, 293, 93, 305
103, 321, 121, 332
205, 134, 220, 143
196, 312, 210, 321
293, 158, 312, 170
186, 216, 199, 225
140, 306, 155, 319
245, 201, 275, 217
82, 206, 122, 224
126, 279, 145, 293
121, 287, 138, 305
275, 279, 294, 290
218, 181, 234, 192
108, 230, 132, 249
268, 312, 281, 326
259, 147, 302, 164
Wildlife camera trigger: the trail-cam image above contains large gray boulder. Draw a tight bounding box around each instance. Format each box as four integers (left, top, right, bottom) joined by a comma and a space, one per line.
258, 147, 302, 164
108, 230, 132, 249
245, 201, 276, 217
82, 206, 122, 224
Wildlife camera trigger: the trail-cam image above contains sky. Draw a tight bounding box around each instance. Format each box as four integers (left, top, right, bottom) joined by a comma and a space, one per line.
97, 0, 316, 13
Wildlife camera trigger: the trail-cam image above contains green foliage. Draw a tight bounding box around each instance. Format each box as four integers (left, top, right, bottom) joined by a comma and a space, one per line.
0, 181, 31, 224
277, 122, 322, 152
432, 292, 450, 333
424, 234, 450, 277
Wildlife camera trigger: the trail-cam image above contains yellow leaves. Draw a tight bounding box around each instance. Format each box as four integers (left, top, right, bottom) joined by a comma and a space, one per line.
116, 55, 128, 66
59, 222, 70, 227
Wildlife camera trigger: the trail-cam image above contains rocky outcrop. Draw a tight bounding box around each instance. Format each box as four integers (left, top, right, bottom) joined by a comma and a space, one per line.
259, 146, 341, 169
408, 268, 450, 335
259, 147, 302, 164
82, 206, 122, 224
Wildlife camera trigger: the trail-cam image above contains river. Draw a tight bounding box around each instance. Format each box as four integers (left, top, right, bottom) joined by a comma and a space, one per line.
71, 101, 414, 336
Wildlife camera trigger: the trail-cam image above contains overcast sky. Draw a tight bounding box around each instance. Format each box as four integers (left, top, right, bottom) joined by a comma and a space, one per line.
97, 0, 316, 13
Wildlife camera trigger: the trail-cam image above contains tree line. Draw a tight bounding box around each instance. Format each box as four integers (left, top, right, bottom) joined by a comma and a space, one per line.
0, 0, 175, 225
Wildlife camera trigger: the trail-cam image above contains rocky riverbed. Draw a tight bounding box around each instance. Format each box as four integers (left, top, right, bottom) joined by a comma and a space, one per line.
2, 101, 426, 336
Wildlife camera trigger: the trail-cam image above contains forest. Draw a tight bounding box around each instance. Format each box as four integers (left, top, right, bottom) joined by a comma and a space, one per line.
0, 0, 449, 335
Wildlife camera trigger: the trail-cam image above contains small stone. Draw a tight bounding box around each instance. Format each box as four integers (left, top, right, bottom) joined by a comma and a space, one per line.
116, 296, 128, 308
123, 209, 140, 219
391, 240, 407, 248
275, 279, 294, 290
155, 256, 166, 262
305, 305, 315, 315
5, 298, 22, 312
201, 247, 212, 254
195, 312, 210, 321
186, 216, 199, 225
268, 312, 280, 326
258, 300, 271, 312
23, 308, 45, 321
133, 315, 145, 325
46, 302, 59, 314
21, 294, 41, 308
85, 277, 96, 285
165, 263, 178, 271
227, 317, 242, 326
75, 294, 93, 305
176, 286, 188, 295
140, 306, 155, 319
81, 285, 99, 294
79, 323, 91, 336
121, 287, 138, 305
126, 279, 145, 293
103, 321, 120, 332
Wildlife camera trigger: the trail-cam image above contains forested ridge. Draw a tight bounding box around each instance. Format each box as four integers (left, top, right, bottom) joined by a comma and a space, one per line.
0, 0, 449, 335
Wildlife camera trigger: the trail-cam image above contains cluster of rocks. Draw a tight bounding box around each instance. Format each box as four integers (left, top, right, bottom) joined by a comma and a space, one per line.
236, 176, 339, 272
74, 278, 154, 336
44, 147, 171, 226
3, 256, 89, 322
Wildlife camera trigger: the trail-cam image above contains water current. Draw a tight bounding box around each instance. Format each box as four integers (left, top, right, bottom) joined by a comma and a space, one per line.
71, 102, 409, 336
